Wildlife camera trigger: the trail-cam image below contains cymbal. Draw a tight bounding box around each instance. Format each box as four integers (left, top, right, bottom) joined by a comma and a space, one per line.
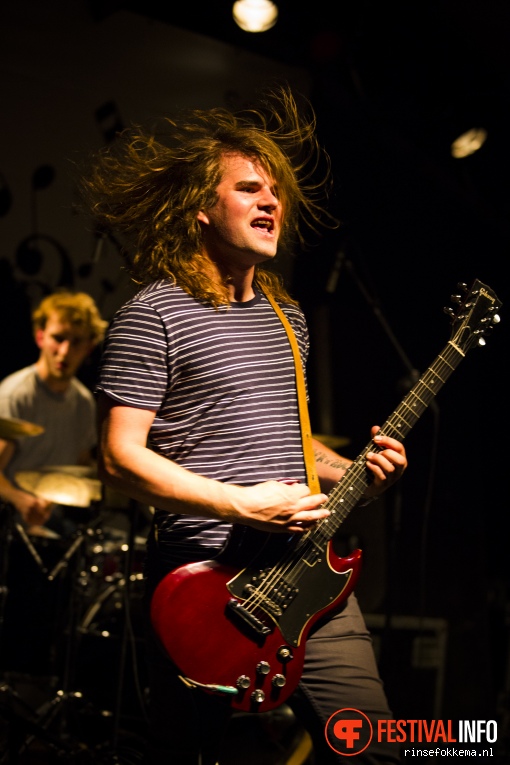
15, 470, 102, 508
41, 464, 97, 478
312, 433, 351, 450
0, 416, 44, 440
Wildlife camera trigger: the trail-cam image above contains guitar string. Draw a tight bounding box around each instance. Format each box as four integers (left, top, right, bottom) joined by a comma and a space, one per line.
240, 351, 453, 617
265, 341, 461, 591
237, 295, 496, 624
239, 341, 464, 620
240, 342, 461, 617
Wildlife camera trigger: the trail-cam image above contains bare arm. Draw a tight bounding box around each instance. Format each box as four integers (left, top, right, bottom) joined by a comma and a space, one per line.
97, 393, 329, 534
313, 427, 407, 498
313, 439, 352, 494
0, 438, 54, 525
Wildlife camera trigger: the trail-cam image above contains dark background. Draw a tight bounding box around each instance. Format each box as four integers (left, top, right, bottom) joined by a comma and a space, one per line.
1, 0, 509, 755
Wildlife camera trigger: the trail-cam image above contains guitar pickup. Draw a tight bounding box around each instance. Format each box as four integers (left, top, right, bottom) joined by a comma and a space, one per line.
227, 598, 272, 636
243, 574, 299, 614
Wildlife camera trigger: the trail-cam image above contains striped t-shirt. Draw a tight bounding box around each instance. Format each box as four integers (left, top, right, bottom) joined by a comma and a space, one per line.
97, 279, 309, 571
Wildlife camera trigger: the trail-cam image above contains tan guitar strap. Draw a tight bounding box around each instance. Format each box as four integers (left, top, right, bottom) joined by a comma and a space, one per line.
261, 288, 321, 494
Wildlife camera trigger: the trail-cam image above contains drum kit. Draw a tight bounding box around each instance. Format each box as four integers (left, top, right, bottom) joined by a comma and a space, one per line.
0, 416, 320, 765
0, 416, 150, 763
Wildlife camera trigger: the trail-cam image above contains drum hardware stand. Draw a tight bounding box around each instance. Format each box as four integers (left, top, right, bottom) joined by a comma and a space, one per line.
12, 523, 48, 574
0, 502, 15, 651
109, 498, 146, 761
0, 501, 107, 762
0, 502, 77, 762
322, 251, 441, 657
0, 681, 87, 764
33, 507, 108, 739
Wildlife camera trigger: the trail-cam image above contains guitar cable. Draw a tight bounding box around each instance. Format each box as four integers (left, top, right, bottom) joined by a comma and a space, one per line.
178, 674, 239, 696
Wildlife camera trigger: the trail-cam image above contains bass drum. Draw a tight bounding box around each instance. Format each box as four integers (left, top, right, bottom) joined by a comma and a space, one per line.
76, 571, 148, 723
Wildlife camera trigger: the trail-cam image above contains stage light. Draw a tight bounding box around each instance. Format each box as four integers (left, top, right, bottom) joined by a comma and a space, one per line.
451, 127, 488, 158
232, 0, 278, 32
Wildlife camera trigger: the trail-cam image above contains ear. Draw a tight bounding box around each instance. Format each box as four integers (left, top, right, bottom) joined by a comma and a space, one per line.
34, 328, 45, 349
197, 210, 209, 225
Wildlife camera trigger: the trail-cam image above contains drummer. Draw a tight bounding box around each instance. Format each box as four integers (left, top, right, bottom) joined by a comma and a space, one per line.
0, 290, 107, 534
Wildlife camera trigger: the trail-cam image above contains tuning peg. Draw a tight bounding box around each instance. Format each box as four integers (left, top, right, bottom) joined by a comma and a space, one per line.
443, 306, 455, 317
482, 313, 501, 326
450, 294, 463, 305
456, 282, 468, 292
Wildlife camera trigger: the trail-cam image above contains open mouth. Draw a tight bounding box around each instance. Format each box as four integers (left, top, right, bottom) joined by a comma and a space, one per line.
251, 218, 274, 233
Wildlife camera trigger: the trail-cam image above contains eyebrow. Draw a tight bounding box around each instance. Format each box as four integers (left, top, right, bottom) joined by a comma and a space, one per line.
234, 180, 260, 189
234, 180, 278, 193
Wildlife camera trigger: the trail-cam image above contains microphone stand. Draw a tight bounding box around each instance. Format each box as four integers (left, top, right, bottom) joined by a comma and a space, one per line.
326, 251, 440, 656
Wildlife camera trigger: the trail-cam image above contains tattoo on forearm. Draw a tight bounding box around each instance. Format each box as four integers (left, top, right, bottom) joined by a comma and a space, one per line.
314, 449, 351, 471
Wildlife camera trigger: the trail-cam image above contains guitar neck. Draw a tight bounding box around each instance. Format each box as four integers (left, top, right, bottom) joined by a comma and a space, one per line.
314, 338, 465, 542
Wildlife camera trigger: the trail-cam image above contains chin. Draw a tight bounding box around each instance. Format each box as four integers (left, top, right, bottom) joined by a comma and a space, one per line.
256, 248, 277, 262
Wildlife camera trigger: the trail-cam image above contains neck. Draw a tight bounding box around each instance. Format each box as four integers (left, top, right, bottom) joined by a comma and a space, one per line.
228, 279, 256, 303
35, 360, 72, 394
206, 254, 256, 303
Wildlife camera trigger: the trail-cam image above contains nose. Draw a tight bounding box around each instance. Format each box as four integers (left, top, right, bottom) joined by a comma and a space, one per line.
58, 339, 71, 356
258, 187, 279, 211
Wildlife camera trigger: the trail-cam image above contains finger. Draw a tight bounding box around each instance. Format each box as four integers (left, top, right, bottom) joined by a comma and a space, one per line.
368, 447, 406, 467
366, 456, 397, 482
288, 517, 321, 534
373, 433, 404, 451
286, 482, 312, 498
292, 505, 330, 526
296, 494, 329, 514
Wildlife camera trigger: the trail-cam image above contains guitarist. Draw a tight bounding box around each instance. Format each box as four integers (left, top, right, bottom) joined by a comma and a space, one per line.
82, 87, 408, 764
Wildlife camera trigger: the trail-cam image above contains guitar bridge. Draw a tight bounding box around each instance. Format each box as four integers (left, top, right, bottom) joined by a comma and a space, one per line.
243, 572, 299, 615
227, 598, 272, 636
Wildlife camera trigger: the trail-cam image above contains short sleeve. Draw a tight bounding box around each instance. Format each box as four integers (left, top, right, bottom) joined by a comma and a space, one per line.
97, 300, 169, 410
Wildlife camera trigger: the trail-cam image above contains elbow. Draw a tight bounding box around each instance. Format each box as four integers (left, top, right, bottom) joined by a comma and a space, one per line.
96, 447, 124, 488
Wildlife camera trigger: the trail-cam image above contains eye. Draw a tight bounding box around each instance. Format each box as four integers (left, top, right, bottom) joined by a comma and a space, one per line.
236, 182, 258, 193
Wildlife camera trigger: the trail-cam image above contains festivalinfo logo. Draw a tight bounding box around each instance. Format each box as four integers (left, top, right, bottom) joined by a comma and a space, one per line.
325, 709, 498, 757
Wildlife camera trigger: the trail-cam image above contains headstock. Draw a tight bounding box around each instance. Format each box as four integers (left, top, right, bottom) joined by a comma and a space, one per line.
445, 279, 502, 353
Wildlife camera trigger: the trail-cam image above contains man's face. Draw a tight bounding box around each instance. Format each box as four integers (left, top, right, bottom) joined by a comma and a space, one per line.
197, 154, 282, 269
35, 311, 94, 385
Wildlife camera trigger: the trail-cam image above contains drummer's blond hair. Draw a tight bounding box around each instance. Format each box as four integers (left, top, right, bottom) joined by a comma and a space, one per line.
32, 291, 107, 345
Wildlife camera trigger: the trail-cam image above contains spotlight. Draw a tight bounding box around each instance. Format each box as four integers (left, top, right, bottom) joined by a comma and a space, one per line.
451, 127, 488, 159
232, 0, 278, 32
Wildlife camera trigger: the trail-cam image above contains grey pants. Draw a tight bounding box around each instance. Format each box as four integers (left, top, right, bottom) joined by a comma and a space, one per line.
146, 593, 401, 764
290, 593, 401, 764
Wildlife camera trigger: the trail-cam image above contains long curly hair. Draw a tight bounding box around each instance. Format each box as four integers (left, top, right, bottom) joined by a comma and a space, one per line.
79, 87, 337, 306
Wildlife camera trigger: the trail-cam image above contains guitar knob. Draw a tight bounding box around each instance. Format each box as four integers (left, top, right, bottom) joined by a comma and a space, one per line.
272, 674, 286, 688
236, 675, 251, 690
277, 646, 293, 662
256, 661, 271, 675
250, 689, 265, 704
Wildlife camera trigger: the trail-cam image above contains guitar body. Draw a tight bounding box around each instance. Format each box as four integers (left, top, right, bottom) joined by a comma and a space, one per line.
150, 540, 362, 712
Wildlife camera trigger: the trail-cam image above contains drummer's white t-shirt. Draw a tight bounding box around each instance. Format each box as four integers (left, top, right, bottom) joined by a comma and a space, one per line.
0, 364, 96, 483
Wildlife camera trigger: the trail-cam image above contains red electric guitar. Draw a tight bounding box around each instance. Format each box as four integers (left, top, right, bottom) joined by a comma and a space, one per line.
151, 279, 501, 713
